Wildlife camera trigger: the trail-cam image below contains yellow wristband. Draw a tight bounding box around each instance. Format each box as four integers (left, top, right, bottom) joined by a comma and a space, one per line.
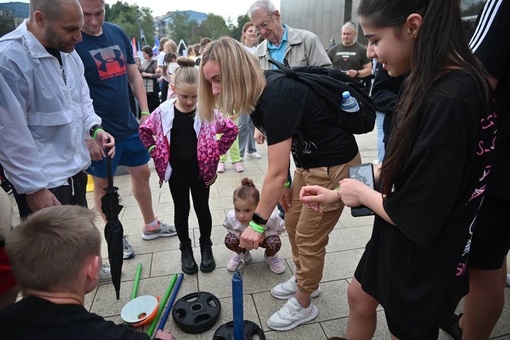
148, 145, 156, 153
249, 221, 265, 234
92, 128, 105, 139
335, 186, 342, 197
141, 111, 150, 116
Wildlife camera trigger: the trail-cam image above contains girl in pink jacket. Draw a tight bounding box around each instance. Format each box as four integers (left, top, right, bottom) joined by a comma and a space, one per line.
139, 57, 238, 275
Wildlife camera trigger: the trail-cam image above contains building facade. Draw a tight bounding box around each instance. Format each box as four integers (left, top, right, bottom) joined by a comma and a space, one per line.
280, 0, 361, 50
154, 10, 207, 39
280, 0, 485, 50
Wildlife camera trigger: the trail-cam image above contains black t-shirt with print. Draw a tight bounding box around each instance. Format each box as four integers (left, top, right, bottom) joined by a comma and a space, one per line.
250, 72, 359, 169
355, 70, 496, 338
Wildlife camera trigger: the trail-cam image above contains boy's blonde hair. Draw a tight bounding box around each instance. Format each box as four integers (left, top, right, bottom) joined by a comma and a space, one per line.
6, 206, 101, 291
198, 36, 266, 122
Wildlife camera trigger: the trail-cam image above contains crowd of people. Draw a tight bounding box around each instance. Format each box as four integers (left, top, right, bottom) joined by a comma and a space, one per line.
0, 0, 508, 339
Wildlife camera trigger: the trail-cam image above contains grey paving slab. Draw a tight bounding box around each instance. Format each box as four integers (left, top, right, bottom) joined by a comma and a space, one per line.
7, 129, 510, 339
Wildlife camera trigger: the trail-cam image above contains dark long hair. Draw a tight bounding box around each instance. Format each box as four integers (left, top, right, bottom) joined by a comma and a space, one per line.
358, 0, 490, 196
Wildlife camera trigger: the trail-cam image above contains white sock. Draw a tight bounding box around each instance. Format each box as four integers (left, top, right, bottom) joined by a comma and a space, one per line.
146, 219, 159, 228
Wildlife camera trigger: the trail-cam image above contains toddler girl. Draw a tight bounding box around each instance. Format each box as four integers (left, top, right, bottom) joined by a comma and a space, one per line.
224, 178, 285, 274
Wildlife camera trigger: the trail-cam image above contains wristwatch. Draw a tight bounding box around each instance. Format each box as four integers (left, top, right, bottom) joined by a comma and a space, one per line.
89, 124, 103, 138
252, 212, 268, 225
356, 70, 360, 77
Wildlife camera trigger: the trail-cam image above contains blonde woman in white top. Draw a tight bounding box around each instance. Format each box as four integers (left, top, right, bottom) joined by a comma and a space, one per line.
238, 22, 262, 160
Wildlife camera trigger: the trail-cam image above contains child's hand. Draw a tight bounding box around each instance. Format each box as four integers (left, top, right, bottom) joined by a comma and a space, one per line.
337, 178, 369, 208
154, 330, 175, 340
300, 185, 339, 212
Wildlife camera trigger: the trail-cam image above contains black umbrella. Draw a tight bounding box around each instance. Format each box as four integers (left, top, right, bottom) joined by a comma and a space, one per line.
101, 153, 124, 300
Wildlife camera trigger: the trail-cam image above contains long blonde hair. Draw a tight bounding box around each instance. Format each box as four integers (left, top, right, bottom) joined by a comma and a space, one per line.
198, 36, 266, 122
241, 22, 255, 44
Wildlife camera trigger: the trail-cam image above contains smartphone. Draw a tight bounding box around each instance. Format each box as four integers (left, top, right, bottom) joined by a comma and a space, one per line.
348, 163, 375, 217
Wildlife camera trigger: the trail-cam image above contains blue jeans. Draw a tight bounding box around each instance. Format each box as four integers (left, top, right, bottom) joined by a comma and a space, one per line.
376, 111, 386, 163
237, 113, 257, 157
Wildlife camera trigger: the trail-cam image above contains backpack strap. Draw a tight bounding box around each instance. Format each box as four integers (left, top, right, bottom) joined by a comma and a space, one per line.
267, 59, 376, 135
268, 59, 297, 78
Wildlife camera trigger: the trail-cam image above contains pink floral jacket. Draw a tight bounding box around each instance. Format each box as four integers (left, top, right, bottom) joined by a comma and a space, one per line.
139, 99, 238, 187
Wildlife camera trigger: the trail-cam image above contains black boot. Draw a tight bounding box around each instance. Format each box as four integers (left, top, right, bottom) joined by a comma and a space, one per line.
180, 246, 198, 275
200, 245, 216, 273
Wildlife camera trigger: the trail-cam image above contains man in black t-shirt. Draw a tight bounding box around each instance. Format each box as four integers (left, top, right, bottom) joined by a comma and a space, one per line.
0, 205, 174, 340
327, 22, 372, 91
442, 1, 510, 339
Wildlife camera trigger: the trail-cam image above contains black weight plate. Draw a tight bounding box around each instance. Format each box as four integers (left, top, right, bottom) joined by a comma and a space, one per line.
172, 291, 221, 334
213, 320, 266, 340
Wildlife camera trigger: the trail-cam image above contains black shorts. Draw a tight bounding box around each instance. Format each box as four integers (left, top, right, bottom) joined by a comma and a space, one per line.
386, 312, 439, 340
13, 171, 88, 219
469, 196, 510, 270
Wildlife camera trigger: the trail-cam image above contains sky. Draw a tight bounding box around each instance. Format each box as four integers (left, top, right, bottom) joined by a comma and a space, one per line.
0, 0, 281, 21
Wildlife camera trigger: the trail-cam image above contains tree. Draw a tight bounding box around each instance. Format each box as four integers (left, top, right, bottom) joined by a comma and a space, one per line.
0, 15, 15, 37
199, 13, 230, 40
188, 20, 201, 45
166, 11, 191, 43
105, 1, 155, 47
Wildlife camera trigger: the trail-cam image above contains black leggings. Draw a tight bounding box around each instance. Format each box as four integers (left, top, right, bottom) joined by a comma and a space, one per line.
168, 163, 212, 247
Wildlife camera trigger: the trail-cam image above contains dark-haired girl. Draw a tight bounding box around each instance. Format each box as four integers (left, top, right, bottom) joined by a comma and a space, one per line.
300, 0, 496, 338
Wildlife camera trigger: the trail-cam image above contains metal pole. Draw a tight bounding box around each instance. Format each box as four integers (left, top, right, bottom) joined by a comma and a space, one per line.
232, 261, 245, 339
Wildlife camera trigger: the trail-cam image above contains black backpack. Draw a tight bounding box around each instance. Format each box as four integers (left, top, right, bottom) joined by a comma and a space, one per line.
266, 59, 376, 135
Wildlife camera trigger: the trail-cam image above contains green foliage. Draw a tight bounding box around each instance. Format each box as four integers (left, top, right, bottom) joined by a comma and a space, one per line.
0, 16, 15, 37
105, 3, 251, 48
199, 13, 231, 40
105, 1, 155, 46
231, 14, 251, 41
166, 12, 190, 43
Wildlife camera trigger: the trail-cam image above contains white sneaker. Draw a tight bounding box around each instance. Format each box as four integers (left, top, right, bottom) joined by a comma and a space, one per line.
99, 262, 111, 283
506, 274, 510, 287
271, 275, 320, 299
248, 152, 262, 159
227, 251, 252, 271
264, 254, 286, 274
267, 297, 318, 331
142, 221, 177, 240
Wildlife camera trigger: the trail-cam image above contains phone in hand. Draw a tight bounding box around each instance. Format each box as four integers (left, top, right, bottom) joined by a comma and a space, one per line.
348, 163, 375, 217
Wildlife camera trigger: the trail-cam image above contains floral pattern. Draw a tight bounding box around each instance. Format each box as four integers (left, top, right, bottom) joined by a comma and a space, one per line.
139, 99, 238, 187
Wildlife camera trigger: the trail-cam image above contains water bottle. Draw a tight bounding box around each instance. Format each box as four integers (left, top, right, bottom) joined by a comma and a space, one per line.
341, 91, 360, 113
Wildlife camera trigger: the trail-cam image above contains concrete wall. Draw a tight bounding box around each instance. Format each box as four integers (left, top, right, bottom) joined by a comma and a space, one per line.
279, 0, 485, 50
280, 0, 362, 50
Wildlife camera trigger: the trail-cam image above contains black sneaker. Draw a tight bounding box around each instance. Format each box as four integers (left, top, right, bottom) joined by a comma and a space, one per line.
440, 313, 463, 340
